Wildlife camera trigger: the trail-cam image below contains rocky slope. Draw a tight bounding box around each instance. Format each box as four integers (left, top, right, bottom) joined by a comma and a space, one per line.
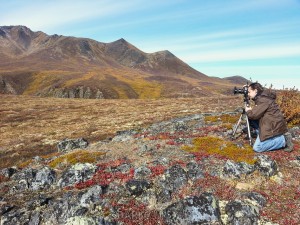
0, 26, 243, 98
1, 111, 299, 224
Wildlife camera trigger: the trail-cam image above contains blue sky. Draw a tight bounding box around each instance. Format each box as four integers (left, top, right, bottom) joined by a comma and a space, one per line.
1, 0, 300, 89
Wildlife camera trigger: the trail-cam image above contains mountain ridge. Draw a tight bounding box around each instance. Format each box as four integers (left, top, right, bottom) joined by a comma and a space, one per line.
0, 25, 244, 98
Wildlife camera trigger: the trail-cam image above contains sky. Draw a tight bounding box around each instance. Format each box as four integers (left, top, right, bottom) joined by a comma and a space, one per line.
1, 0, 300, 89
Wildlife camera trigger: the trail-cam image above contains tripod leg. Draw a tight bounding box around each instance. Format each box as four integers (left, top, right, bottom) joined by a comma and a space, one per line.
232, 114, 243, 137
245, 115, 253, 146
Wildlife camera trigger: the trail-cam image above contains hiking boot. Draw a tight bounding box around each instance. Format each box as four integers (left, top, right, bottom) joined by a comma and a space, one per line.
284, 132, 294, 152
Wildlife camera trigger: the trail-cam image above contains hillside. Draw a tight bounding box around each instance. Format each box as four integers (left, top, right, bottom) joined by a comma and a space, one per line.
0, 26, 244, 98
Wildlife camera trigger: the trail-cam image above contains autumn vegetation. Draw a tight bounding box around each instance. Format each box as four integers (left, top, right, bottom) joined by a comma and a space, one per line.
0, 88, 299, 169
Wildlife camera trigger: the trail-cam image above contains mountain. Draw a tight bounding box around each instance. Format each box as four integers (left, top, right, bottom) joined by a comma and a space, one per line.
0, 25, 240, 98
223, 76, 252, 85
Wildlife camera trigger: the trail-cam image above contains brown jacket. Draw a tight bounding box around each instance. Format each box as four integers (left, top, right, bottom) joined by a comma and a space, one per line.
246, 90, 288, 141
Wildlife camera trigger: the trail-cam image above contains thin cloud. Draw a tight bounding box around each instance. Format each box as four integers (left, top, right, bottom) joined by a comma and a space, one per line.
0, 0, 172, 30
180, 43, 300, 63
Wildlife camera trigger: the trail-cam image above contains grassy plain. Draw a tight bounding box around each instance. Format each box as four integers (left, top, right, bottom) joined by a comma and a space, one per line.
0, 94, 241, 168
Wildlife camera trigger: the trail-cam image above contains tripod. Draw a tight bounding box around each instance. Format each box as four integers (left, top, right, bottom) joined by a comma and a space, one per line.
232, 102, 253, 146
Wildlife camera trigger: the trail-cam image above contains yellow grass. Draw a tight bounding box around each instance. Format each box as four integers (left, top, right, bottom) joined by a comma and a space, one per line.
0, 94, 241, 168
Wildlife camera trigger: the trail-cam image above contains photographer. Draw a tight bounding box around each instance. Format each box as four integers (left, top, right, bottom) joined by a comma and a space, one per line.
245, 82, 294, 152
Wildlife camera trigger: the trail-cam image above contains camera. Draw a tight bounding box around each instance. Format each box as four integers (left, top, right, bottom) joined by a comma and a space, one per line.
233, 85, 249, 104
233, 85, 248, 97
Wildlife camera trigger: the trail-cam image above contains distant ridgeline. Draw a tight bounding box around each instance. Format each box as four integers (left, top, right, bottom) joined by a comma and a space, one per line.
0, 25, 248, 99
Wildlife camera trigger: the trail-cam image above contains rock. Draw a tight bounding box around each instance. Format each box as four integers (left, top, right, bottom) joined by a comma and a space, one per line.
223, 160, 255, 179
114, 163, 131, 173
255, 155, 278, 177
57, 138, 89, 152
158, 165, 188, 193
112, 130, 136, 142
125, 180, 151, 196
134, 166, 151, 179
28, 210, 41, 225
152, 157, 169, 166
173, 120, 188, 131
156, 189, 172, 204
42, 191, 88, 224
0, 207, 30, 225
186, 161, 204, 180
0, 204, 14, 216
65, 216, 96, 225
58, 163, 97, 188
163, 193, 221, 225
225, 200, 260, 225
31, 167, 56, 190
138, 144, 154, 155
11, 167, 56, 191
80, 185, 103, 208
1, 167, 17, 178
27, 195, 53, 210
11, 167, 36, 191
242, 192, 267, 208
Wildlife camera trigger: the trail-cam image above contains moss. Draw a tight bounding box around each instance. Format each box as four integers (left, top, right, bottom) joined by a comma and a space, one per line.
205, 114, 239, 124
49, 150, 105, 168
182, 136, 256, 164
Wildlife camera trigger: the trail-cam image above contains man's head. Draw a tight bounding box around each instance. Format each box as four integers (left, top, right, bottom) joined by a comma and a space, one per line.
248, 82, 264, 99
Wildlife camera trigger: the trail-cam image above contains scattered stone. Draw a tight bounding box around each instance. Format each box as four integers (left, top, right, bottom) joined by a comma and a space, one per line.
255, 155, 278, 177
57, 138, 89, 152
152, 157, 169, 166
125, 179, 151, 196
186, 161, 204, 180
156, 189, 172, 204
11, 167, 55, 191
114, 163, 131, 173
223, 160, 255, 179
163, 193, 221, 225
57, 163, 97, 188
112, 130, 137, 142
80, 185, 103, 208
0, 204, 14, 216
31, 167, 56, 190
41, 191, 88, 224
242, 192, 267, 208
1, 208, 30, 224
138, 144, 154, 155
158, 165, 188, 193
65, 216, 97, 225
27, 195, 53, 210
134, 166, 151, 179
225, 200, 260, 225
1, 167, 17, 178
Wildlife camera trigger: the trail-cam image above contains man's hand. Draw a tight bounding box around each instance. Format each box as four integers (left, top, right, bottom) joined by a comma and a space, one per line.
245, 105, 252, 112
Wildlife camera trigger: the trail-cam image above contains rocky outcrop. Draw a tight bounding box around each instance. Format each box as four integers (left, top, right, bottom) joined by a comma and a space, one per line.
40, 86, 105, 99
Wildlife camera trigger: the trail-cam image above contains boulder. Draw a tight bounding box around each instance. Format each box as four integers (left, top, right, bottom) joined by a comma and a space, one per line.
57, 138, 89, 152
125, 179, 151, 196
225, 200, 260, 225
223, 160, 255, 179
58, 163, 96, 188
187, 161, 204, 180
158, 165, 188, 193
163, 193, 221, 225
255, 155, 278, 177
